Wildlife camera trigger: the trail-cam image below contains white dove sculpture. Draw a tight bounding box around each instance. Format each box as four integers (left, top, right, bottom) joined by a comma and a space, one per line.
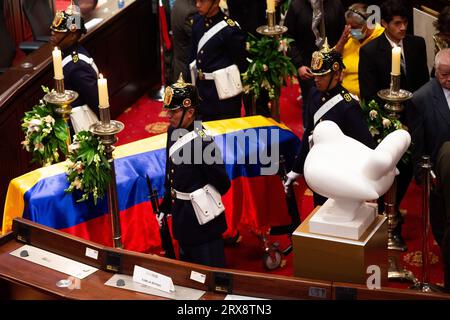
304, 120, 411, 239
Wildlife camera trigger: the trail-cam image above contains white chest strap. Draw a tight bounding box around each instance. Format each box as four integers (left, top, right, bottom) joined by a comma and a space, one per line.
169, 130, 198, 158
313, 93, 344, 126
197, 20, 228, 53
62, 53, 99, 76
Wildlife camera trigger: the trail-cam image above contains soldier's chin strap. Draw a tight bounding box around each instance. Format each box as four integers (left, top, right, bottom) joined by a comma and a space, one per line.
204, 0, 219, 18
325, 70, 337, 92
176, 108, 189, 129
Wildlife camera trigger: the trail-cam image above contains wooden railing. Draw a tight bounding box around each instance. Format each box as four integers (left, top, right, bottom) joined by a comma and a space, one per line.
1, 218, 449, 300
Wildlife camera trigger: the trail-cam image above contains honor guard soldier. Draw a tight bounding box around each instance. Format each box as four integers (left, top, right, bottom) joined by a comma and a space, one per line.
284, 41, 375, 206
189, 0, 247, 121
158, 74, 231, 267
50, 4, 100, 133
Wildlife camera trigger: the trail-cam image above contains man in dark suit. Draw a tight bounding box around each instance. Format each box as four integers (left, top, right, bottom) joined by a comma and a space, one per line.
410, 49, 450, 290
358, 0, 429, 103
171, 0, 197, 81
358, 0, 429, 246
227, 0, 271, 117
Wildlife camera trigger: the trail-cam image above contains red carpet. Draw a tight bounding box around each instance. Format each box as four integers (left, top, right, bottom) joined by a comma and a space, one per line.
115, 83, 444, 289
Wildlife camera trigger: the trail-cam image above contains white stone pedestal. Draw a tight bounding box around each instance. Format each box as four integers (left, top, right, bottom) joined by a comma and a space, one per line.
309, 201, 378, 240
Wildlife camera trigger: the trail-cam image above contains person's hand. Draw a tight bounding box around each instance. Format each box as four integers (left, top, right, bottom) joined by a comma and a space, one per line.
298, 66, 314, 80
284, 171, 301, 194
156, 212, 165, 227
334, 25, 351, 54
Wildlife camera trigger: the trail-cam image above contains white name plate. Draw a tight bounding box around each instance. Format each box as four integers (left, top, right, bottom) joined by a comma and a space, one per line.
10, 245, 98, 279
85, 18, 104, 31
225, 294, 268, 300
105, 274, 206, 300
132, 265, 175, 293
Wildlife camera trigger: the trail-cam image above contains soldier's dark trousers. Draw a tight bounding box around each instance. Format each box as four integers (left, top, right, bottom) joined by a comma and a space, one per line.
179, 237, 226, 268
242, 91, 270, 117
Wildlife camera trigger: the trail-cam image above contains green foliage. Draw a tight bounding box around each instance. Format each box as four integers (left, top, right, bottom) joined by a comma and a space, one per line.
21, 86, 69, 166
65, 130, 111, 205
242, 34, 298, 100
361, 99, 411, 163
280, 0, 291, 15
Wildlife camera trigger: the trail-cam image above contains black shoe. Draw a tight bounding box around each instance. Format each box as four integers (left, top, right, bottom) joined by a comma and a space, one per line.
392, 233, 407, 249
224, 230, 241, 246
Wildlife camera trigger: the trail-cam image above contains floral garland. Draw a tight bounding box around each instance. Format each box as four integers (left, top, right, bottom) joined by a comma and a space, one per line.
21, 86, 69, 166
361, 99, 411, 162
242, 34, 297, 100
65, 130, 111, 205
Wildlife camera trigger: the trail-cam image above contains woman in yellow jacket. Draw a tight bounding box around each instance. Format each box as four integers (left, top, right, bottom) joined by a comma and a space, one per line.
335, 3, 385, 98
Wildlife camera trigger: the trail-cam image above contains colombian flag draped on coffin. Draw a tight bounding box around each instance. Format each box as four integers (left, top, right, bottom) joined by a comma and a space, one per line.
2, 116, 301, 253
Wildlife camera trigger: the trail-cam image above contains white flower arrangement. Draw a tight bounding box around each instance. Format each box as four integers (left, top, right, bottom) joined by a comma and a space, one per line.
65, 130, 111, 205
20, 87, 69, 166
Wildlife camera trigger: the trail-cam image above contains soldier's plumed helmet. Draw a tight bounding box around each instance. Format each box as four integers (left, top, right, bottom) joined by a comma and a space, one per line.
163, 74, 200, 111
50, 5, 87, 34
310, 39, 346, 76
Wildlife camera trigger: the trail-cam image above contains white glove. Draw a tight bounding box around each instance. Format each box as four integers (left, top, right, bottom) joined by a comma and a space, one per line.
157, 212, 165, 227
284, 171, 301, 194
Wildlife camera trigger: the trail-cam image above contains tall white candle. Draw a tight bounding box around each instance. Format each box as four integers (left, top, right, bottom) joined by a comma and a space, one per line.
98, 73, 109, 108
266, 0, 275, 12
391, 46, 401, 75
52, 47, 63, 80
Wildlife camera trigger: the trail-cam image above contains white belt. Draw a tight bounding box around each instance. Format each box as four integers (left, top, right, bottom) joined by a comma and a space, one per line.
198, 70, 214, 80
170, 188, 191, 200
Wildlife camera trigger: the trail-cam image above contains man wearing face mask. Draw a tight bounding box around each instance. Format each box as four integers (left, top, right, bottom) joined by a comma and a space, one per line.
158, 74, 231, 267
334, 3, 385, 98
283, 42, 375, 205
189, 0, 247, 121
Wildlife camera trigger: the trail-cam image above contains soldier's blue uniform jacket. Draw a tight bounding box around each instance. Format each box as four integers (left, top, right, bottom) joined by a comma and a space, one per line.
190, 11, 247, 121
62, 44, 99, 117
292, 84, 376, 174
159, 122, 231, 247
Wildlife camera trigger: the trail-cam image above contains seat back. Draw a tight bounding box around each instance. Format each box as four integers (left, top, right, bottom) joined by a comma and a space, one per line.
22, 0, 53, 41
0, 0, 16, 69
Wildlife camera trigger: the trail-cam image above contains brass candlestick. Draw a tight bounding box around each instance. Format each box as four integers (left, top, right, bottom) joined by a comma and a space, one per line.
43, 78, 78, 149
377, 73, 417, 283
255, 11, 287, 122
256, 11, 287, 37
90, 106, 125, 249
378, 73, 412, 252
